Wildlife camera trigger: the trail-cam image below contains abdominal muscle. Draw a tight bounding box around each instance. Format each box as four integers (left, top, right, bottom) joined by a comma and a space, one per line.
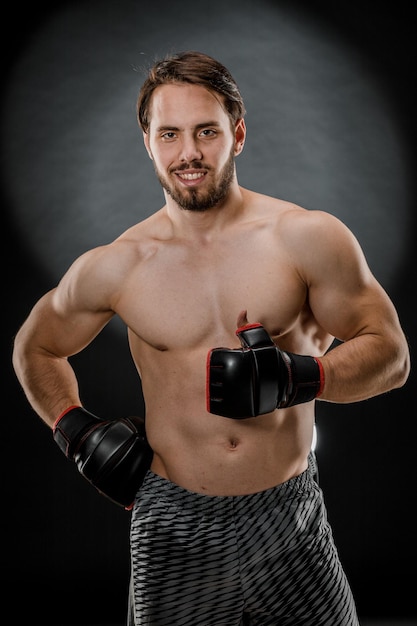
128, 301, 323, 496
141, 370, 316, 496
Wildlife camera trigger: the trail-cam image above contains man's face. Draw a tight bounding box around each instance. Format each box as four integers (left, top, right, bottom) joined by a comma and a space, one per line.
143, 83, 245, 212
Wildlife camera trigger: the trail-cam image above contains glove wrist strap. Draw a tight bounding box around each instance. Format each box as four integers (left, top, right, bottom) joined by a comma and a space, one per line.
53, 406, 102, 459
278, 353, 324, 408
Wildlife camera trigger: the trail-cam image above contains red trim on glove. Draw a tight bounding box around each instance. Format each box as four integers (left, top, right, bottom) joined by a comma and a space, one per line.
53, 405, 82, 431
235, 322, 262, 335
314, 358, 325, 397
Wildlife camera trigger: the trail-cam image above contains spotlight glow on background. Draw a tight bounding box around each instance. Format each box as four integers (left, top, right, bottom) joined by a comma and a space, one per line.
2, 1, 412, 312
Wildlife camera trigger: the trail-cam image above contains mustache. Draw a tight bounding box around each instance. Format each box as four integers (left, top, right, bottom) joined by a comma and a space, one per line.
173, 161, 208, 172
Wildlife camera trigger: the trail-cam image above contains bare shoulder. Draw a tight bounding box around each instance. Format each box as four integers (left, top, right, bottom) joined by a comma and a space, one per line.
77, 210, 167, 269
247, 190, 358, 251
244, 191, 372, 290
56, 209, 168, 310
258, 195, 351, 238
283, 205, 353, 236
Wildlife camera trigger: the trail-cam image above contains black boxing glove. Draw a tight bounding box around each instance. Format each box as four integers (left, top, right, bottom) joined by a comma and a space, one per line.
53, 406, 153, 509
207, 323, 324, 419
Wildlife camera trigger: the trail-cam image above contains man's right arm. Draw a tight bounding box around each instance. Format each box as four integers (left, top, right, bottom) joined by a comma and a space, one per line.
12, 249, 153, 508
12, 241, 123, 425
12, 287, 113, 426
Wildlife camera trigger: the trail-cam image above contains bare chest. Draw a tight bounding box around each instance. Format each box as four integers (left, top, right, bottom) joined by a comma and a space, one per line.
116, 240, 306, 350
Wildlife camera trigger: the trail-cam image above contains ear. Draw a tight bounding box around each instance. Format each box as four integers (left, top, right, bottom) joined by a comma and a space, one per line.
143, 132, 153, 160
234, 118, 246, 156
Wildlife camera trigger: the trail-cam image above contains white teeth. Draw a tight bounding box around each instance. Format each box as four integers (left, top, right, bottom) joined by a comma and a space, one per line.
178, 172, 204, 180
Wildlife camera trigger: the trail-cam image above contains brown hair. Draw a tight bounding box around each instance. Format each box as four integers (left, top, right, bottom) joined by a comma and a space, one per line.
137, 50, 246, 133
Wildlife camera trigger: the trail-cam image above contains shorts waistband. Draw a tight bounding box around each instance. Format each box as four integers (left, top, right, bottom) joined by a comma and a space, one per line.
139, 465, 314, 514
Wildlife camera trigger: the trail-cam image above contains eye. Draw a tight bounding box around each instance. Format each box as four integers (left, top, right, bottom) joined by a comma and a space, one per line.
200, 129, 216, 138
161, 131, 177, 141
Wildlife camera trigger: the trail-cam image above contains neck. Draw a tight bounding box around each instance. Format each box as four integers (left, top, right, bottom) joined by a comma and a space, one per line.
164, 184, 244, 238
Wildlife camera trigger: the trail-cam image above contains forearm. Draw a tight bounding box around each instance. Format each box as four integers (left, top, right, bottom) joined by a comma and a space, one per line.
318, 333, 410, 403
13, 335, 153, 511
12, 347, 82, 428
207, 322, 410, 419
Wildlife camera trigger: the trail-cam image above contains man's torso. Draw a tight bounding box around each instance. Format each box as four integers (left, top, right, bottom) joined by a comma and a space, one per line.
111, 193, 334, 494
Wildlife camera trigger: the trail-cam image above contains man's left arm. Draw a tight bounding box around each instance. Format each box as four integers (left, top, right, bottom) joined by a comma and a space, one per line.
300, 211, 410, 403
206, 211, 410, 419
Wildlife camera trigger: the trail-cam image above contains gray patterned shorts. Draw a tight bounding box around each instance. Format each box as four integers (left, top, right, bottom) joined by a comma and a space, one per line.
128, 461, 359, 625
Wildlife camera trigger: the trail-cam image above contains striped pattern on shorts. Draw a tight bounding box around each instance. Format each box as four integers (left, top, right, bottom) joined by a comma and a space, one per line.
129, 464, 359, 625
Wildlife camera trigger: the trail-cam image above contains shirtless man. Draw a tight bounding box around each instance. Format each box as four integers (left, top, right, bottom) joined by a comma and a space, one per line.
12, 51, 410, 625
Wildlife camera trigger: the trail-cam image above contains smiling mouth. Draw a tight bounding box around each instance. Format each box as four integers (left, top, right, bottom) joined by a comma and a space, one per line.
177, 171, 206, 180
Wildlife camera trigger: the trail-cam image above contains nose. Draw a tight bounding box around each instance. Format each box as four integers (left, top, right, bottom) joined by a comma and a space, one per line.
180, 136, 203, 162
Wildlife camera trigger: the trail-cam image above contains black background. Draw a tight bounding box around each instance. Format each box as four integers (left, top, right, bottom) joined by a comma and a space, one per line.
2, 1, 416, 623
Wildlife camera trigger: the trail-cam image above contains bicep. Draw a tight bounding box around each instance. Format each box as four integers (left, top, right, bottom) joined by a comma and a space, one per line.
17, 273, 114, 360
303, 214, 400, 342
311, 272, 398, 344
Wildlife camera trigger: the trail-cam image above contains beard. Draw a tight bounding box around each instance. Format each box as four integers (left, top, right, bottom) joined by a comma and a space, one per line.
154, 147, 236, 212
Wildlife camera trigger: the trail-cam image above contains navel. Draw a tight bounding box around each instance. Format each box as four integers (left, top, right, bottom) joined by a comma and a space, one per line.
228, 438, 239, 450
